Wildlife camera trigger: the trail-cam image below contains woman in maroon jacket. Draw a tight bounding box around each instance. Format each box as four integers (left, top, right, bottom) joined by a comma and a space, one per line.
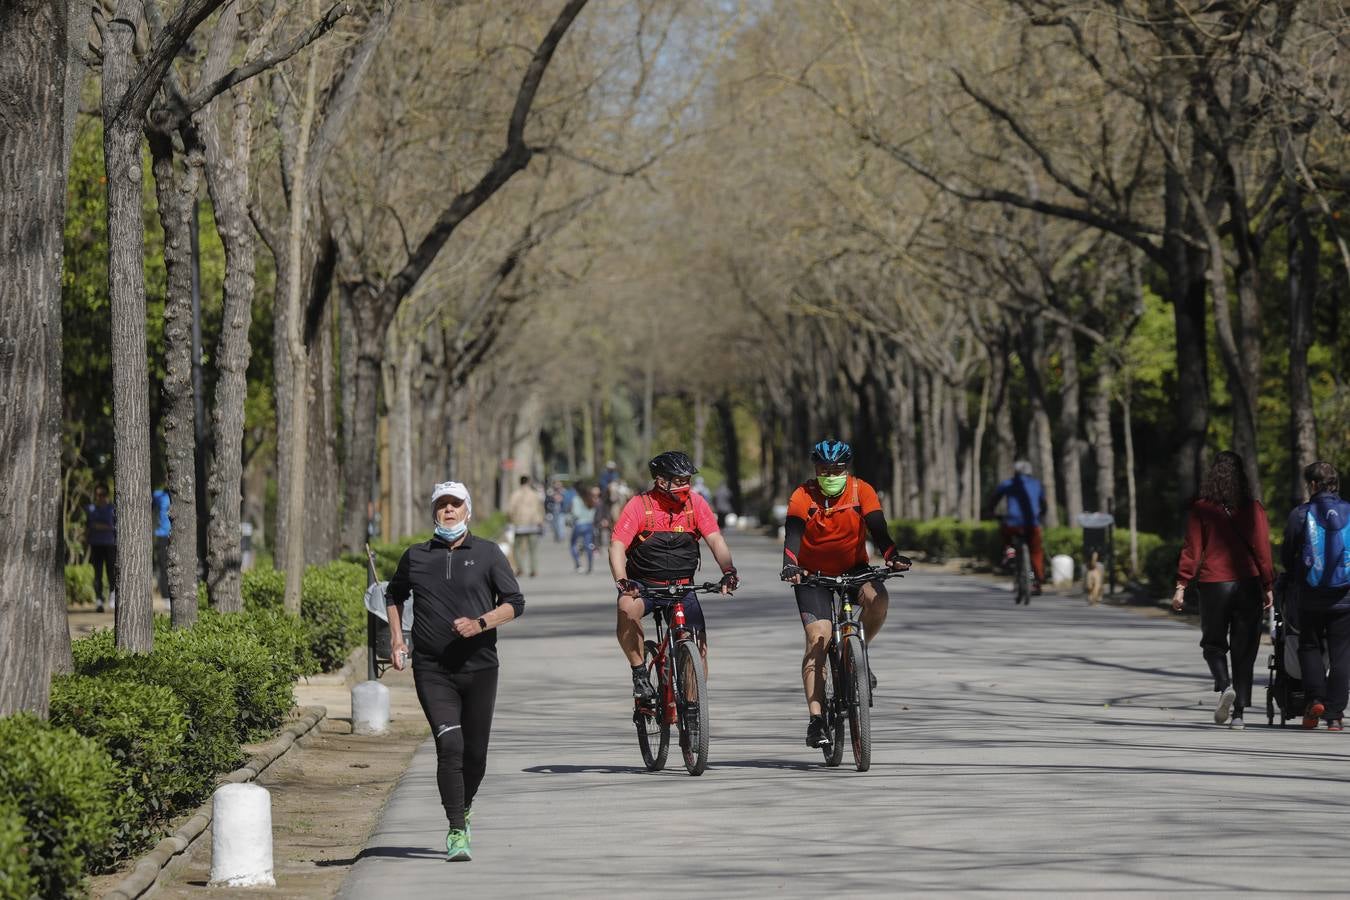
1171, 451, 1275, 729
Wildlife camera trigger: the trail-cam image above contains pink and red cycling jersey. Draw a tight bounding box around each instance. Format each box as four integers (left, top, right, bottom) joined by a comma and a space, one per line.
613, 490, 719, 547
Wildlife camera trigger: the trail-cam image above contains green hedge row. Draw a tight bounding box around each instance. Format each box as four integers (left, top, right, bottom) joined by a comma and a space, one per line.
888, 518, 1173, 592
11, 530, 485, 896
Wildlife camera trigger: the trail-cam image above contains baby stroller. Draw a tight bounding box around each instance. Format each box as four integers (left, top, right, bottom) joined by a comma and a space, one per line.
1266, 576, 1327, 726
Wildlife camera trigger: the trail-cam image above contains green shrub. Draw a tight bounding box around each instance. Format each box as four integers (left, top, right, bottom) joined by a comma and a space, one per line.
238, 606, 319, 676
240, 567, 285, 609
1145, 539, 1184, 596
74, 648, 242, 801
0, 714, 118, 898
48, 676, 192, 859
300, 567, 363, 672
65, 564, 95, 606
0, 796, 37, 900
154, 616, 294, 742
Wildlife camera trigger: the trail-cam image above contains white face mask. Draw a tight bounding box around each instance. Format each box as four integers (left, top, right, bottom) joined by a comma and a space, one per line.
434, 522, 467, 542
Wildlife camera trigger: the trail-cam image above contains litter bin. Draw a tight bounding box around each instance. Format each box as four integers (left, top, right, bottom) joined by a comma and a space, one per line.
1077, 511, 1115, 595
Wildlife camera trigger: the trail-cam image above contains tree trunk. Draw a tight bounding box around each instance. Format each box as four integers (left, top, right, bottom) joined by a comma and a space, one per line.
343, 309, 384, 550
644, 359, 656, 463
581, 399, 595, 476
1163, 168, 1212, 503
1286, 184, 1319, 505
563, 404, 577, 477
1122, 381, 1139, 575
970, 368, 991, 522
714, 395, 742, 513
1088, 354, 1115, 515
1057, 328, 1084, 526
0, 0, 75, 714
691, 391, 705, 471
201, 61, 259, 613
147, 130, 201, 627
281, 34, 321, 615
103, 18, 156, 651
1018, 320, 1059, 526
305, 315, 340, 561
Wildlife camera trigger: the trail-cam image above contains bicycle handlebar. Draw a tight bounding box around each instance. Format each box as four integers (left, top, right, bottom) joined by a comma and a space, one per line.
638, 582, 725, 602
793, 567, 905, 589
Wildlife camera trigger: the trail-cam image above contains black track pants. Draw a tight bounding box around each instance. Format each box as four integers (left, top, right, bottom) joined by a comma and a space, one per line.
413, 660, 499, 830
1197, 578, 1263, 712
1298, 604, 1350, 719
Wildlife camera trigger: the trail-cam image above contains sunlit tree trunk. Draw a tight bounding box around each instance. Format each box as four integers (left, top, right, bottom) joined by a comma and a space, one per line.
0, 0, 77, 713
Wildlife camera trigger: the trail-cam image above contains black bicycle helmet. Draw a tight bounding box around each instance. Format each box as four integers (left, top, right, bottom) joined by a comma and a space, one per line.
810, 438, 853, 465
649, 450, 698, 479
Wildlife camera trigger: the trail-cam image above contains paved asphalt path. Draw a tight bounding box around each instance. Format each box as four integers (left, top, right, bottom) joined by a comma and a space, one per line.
340, 531, 1348, 898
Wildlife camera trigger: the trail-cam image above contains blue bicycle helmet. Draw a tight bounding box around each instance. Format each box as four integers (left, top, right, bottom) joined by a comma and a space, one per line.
810, 439, 852, 465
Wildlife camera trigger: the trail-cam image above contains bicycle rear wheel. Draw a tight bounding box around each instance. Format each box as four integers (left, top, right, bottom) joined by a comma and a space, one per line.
635, 640, 669, 771
844, 635, 871, 772
822, 646, 845, 767
675, 638, 710, 775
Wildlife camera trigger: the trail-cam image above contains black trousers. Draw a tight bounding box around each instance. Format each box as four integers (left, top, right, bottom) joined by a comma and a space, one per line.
90, 545, 117, 601
1298, 604, 1350, 719
1197, 578, 1263, 713
413, 659, 498, 830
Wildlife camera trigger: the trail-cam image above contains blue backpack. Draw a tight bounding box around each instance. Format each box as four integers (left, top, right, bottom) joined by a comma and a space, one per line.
1303, 495, 1350, 589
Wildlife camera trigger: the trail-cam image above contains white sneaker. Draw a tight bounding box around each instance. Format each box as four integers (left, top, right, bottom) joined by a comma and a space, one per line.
1214, 686, 1237, 724
1229, 716, 1245, 730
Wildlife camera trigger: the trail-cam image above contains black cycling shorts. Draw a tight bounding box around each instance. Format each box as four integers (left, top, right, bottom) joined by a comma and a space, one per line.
793, 563, 872, 626
640, 590, 707, 633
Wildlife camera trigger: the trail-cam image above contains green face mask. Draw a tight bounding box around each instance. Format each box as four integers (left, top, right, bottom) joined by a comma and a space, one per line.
817, 474, 848, 497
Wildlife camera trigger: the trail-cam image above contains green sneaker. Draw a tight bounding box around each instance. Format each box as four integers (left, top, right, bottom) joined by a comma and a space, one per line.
446, 828, 471, 862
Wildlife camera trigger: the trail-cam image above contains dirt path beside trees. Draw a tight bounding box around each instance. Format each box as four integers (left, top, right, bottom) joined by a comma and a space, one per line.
92, 664, 426, 899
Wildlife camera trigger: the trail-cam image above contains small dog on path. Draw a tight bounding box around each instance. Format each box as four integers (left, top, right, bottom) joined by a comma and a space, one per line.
1085, 551, 1105, 605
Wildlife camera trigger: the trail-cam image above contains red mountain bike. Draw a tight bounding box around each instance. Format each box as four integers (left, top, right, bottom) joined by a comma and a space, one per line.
632, 582, 722, 776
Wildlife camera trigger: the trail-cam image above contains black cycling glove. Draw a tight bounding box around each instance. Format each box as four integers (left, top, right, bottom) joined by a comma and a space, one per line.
615, 578, 641, 595
780, 564, 804, 581
719, 567, 740, 591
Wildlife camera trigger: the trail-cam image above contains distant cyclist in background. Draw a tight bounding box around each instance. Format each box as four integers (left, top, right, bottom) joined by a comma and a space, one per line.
780, 439, 911, 749
991, 461, 1048, 596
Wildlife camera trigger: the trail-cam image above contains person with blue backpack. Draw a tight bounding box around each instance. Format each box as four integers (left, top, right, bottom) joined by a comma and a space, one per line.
1282, 461, 1350, 731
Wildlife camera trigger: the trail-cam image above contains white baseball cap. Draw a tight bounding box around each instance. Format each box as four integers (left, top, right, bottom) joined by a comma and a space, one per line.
430, 481, 472, 521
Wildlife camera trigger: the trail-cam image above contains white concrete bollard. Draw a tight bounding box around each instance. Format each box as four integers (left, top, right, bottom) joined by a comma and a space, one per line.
352, 680, 391, 735
1050, 554, 1075, 586
209, 783, 275, 887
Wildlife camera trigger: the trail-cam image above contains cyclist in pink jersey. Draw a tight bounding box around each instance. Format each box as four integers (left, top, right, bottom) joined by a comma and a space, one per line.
610, 451, 739, 704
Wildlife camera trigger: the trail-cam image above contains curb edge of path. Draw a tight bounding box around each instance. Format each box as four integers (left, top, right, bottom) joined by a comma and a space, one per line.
99, 704, 329, 900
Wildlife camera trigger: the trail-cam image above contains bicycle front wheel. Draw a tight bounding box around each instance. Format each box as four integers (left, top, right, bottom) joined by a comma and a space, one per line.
822, 646, 845, 767
844, 635, 871, 772
674, 639, 710, 775
636, 640, 669, 771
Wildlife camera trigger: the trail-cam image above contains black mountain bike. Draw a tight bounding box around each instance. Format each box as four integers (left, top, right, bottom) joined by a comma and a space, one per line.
797, 567, 904, 772
632, 582, 722, 776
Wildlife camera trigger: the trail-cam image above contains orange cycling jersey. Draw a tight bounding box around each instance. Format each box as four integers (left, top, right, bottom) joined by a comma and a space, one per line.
786, 476, 883, 575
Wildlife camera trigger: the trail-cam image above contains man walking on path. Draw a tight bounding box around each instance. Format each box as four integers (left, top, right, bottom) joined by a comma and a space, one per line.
1283, 461, 1350, 730
507, 475, 545, 578
386, 481, 524, 862
87, 483, 118, 613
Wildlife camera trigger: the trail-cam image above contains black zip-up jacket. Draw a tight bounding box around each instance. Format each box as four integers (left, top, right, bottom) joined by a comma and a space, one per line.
386, 533, 524, 672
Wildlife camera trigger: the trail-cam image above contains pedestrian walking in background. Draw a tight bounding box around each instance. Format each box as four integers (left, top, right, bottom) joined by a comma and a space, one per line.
692, 474, 713, 505
714, 481, 734, 529
86, 483, 117, 613
570, 485, 599, 573
1172, 450, 1274, 730
385, 481, 524, 862
545, 480, 566, 543
506, 475, 544, 578
1282, 461, 1350, 730
152, 487, 171, 603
